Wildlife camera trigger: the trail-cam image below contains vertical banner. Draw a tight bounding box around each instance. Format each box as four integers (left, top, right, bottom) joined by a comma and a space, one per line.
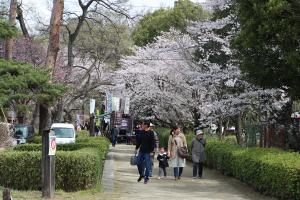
106, 92, 112, 113
112, 97, 120, 112
124, 97, 130, 115
89, 99, 96, 114
76, 114, 80, 127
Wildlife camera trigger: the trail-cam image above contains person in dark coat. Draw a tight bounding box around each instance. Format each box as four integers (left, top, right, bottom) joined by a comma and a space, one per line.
111, 125, 119, 147
157, 147, 169, 179
191, 129, 206, 178
135, 120, 155, 184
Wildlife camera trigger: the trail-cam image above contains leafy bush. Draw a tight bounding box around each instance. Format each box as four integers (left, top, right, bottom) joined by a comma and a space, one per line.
205, 140, 300, 199
0, 151, 41, 190
27, 135, 42, 144
55, 148, 103, 191
1, 137, 110, 191
159, 130, 300, 199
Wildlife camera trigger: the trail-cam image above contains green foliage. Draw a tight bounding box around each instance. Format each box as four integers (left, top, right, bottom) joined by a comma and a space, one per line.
1, 136, 110, 191
55, 148, 102, 191
0, 19, 17, 39
27, 135, 42, 144
0, 151, 41, 190
233, 0, 300, 99
0, 59, 66, 108
132, 0, 207, 46
159, 129, 300, 199
206, 140, 300, 199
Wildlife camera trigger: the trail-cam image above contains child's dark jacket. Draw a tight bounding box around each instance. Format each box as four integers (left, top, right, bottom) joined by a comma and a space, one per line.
157, 153, 169, 168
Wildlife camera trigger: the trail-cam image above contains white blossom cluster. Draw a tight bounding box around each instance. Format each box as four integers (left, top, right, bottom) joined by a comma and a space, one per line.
112, 1, 289, 127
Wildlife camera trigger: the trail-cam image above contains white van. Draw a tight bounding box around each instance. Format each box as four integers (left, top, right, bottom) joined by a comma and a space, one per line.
50, 123, 76, 144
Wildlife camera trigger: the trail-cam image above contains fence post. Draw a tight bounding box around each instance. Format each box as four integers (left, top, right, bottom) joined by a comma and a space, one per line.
42, 129, 55, 198
3, 188, 11, 200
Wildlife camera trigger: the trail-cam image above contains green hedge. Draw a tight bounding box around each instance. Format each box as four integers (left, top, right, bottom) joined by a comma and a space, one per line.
0, 151, 41, 190
159, 129, 300, 200
205, 140, 300, 200
55, 148, 102, 191
0, 137, 110, 191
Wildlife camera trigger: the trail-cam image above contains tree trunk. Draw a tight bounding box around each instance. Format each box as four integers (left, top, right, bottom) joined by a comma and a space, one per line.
40, 0, 64, 134
193, 108, 201, 128
217, 117, 223, 139
16, 4, 30, 38
235, 112, 244, 145
67, 40, 74, 67
31, 103, 39, 133
3, 188, 12, 200
17, 111, 25, 124
45, 0, 64, 72
52, 99, 64, 122
5, 0, 17, 60
66, 1, 90, 67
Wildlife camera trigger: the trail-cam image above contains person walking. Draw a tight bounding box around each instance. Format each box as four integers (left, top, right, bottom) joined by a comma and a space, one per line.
157, 147, 169, 179
111, 125, 118, 147
135, 121, 155, 184
191, 129, 206, 178
167, 125, 187, 180
149, 123, 159, 177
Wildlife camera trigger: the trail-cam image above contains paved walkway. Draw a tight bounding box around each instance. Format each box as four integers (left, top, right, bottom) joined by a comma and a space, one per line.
102, 144, 276, 200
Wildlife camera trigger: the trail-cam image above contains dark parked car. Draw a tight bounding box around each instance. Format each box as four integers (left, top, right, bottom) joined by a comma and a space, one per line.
14, 124, 34, 144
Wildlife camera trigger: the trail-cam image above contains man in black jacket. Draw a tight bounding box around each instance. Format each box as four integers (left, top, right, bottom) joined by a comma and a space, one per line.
135, 120, 155, 184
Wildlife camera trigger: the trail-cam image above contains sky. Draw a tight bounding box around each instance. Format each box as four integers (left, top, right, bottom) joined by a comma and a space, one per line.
21, 0, 207, 33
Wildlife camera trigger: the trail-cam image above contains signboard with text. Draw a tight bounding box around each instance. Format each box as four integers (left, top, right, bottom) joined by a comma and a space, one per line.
48, 131, 56, 156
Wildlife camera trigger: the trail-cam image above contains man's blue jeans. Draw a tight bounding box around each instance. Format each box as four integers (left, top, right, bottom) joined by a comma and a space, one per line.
137, 152, 151, 180
112, 135, 117, 146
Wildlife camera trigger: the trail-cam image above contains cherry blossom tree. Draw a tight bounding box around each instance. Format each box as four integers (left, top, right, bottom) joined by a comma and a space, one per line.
113, 0, 289, 145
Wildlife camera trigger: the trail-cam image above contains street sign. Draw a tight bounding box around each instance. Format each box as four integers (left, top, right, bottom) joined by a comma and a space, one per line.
48, 130, 56, 156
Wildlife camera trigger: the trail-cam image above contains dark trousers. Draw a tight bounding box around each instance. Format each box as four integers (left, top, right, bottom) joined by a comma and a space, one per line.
112, 135, 117, 146
173, 167, 183, 178
193, 162, 203, 177
137, 152, 151, 180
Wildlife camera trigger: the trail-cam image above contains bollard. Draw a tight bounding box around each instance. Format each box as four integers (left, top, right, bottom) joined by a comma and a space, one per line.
41, 129, 56, 198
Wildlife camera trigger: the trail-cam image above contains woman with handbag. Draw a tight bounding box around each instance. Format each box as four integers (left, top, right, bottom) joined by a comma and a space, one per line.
167, 125, 187, 180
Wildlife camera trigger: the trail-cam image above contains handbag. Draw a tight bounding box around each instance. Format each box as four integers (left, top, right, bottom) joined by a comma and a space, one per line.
175, 139, 188, 159
177, 146, 188, 159
130, 153, 137, 165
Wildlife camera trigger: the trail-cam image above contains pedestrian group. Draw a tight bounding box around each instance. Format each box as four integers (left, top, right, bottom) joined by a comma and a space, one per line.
134, 120, 206, 184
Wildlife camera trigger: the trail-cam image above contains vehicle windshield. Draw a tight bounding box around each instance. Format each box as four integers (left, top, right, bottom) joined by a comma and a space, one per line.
14, 127, 28, 138
52, 128, 75, 138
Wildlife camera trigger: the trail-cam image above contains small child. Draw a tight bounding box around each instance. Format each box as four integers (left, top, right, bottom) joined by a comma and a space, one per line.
157, 147, 169, 179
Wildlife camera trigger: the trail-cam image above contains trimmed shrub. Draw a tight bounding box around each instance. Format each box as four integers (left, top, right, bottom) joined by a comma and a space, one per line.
0, 137, 110, 191
206, 140, 300, 199
0, 151, 41, 190
159, 130, 300, 200
55, 148, 102, 191
27, 135, 42, 144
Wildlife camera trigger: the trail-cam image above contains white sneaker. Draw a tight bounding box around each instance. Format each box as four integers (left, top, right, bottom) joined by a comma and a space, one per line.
157, 177, 161, 180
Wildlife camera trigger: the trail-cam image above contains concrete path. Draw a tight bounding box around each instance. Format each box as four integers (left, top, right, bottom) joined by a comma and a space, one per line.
102, 144, 276, 200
